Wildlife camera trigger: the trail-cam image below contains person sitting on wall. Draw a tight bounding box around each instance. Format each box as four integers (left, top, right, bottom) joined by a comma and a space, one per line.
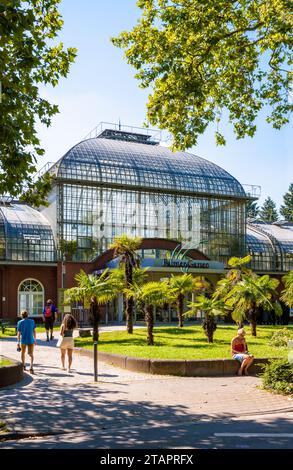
43, 299, 58, 342
231, 328, 254, 376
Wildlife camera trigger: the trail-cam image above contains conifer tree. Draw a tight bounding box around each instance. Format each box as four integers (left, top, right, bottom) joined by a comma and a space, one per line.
280, 184, 293, 222
259, 197, 279, 223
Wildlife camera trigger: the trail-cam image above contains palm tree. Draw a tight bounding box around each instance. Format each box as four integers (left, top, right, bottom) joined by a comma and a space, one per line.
109, 235, 142, 334
170, 274, 194, 327
281, 270, 293, 308
109, 266, 149, 323
185, 295, 227, 343
192, 276, 213, 294
65, 269, 119, 381
224, 275, 282, 336
214, 255, 253, 327
131, 281, 176, 345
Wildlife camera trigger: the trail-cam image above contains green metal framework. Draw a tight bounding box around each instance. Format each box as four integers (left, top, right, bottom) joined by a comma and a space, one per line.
0, 203, 56, 263
46, 129, 248, 264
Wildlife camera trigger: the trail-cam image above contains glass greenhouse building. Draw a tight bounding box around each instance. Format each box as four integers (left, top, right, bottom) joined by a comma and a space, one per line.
41, 126, 249, 264
0, 123, 292, 320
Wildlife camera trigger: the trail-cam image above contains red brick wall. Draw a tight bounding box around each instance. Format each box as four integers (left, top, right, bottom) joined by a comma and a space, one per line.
0, 265, 57, 320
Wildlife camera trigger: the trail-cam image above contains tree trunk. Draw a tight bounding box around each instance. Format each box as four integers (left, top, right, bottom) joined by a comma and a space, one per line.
125, 261, 133, 334
177, 293, 184, 328
248, 309, 257, 337
145, 305, 154, 346
204, 314, 216, 343
91, 298, 99, 382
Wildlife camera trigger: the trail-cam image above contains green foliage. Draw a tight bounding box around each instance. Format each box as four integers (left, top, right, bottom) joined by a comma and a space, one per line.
269, 328, 293, 348
261, 359, 293, 395
213, 255, 252, 301
280, 183, 293, 222
65, 269, 119, 306
281, 270, 293, 307
227, 255, 252, 269
134, 281, 176, 308
224, 274, 281, 324
109, 267, 148, 288
259, 196, 279, 222
59, 239, 78, 258
0, 357, 12, 367
246, 200, 260, 218
186, 295, 227, 319
109, 235, 142, 266
112, 0, 293, 149
169, 273, 194, 295
0, 0, 77, 203
109, 235, 143, 333
20, 173, 52, 208
185, 295, 227, 342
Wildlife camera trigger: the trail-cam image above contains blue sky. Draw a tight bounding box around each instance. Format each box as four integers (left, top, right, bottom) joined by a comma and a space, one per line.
36, 0, 292, 209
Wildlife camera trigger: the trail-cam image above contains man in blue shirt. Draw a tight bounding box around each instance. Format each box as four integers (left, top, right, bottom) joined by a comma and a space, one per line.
17, 310, 36, 374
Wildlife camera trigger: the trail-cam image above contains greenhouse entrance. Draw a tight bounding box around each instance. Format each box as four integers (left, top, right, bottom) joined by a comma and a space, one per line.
18, 279, 44, 317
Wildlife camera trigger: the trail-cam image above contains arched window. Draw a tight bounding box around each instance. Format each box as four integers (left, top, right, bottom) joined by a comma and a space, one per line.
18, 279, 44, 317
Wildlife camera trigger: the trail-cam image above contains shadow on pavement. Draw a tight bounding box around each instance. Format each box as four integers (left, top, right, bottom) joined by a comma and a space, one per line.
0, 372, 292, 449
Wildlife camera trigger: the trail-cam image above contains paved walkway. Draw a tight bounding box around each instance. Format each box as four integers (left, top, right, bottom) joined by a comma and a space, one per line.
0, 332, 292, 449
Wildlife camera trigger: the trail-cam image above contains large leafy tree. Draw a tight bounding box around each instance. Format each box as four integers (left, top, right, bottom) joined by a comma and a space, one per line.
0, 1, 76, 203
112, 0, 293, 149
109, 235, 142, 334
280, 184, 293, 222
259, 196, 279, 222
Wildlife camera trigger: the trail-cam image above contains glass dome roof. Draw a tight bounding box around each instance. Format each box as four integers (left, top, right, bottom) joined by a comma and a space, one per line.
54, 137, 247, 199
0, 203, 56, 262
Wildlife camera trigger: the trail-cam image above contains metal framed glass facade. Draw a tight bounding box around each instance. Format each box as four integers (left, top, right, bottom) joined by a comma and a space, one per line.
55, 138, 247, 198
247, 223, 293, 272
50, 133, 247, 263
0, 204, 56, 262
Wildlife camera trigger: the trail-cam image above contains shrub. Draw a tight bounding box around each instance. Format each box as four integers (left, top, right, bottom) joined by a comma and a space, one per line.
261, 359, 293, 395
268, 328, 293, 348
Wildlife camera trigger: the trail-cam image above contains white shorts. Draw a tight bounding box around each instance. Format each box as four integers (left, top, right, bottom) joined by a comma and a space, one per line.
60, 337, 74, 350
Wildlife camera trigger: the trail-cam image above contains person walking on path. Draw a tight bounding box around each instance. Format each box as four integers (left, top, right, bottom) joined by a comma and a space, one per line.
231, 328, 254, 376
43, 299, 58, 342
17, 310, 36, 374
57, 314, 77, 373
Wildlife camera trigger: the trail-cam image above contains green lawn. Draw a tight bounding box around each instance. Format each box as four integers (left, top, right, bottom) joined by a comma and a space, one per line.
0, 325, 54, 338
0, 357, 13, 367
75, 325, 293, 360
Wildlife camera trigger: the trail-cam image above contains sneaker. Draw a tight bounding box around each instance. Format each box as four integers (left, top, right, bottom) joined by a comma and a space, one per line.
50, 335, 54, 340
29, 368, 34, 374
46, 337, 49, 342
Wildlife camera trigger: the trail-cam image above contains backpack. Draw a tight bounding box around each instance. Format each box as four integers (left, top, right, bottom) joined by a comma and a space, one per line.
44, 306, 52, 318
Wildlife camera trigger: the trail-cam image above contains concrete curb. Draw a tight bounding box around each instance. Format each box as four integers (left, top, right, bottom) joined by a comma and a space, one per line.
0, 356, 23, 388
74, 348, 273, 377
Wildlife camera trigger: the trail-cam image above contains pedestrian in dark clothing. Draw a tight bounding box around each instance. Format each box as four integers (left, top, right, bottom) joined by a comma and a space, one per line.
42, 299, 58, 341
